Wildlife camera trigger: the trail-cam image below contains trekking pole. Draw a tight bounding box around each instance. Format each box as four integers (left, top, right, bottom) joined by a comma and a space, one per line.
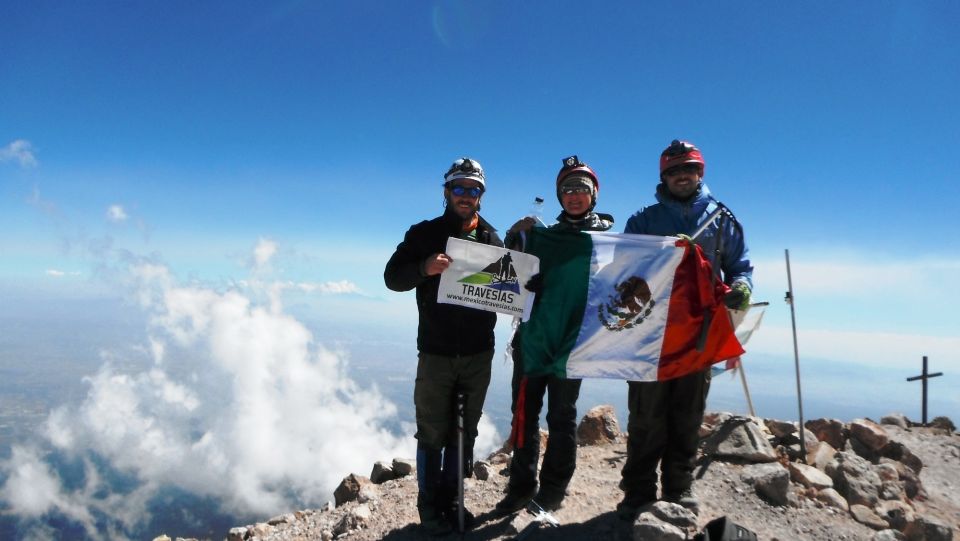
456, 391, 466, 534
696, 212, 727, 352
784, 250, 807, 462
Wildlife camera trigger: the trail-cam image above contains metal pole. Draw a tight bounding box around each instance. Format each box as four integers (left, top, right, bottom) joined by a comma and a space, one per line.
456, 391, 466, 534
922, 356, 928, 425
738, 360, 756, 416
785, 249, 807, 462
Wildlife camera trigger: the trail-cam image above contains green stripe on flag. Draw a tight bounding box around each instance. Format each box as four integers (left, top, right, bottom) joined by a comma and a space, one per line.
519, 229, 593, 378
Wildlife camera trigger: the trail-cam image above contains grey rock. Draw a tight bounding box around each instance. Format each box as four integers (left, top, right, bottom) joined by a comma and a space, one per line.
826, 452, 882, 507
877, 500, 915, 531
392, 457, 415, 477
633, 513, 686, 541
742, 463, 790, 505
765, 419, 798, 438
267, 513, 292, 526
881, 440, 924, 473
903, 515, 953, 541
705, 417, 779, 463
789, 462, 834, 489
577, 405, 620, 445
816, 487, 849, 510
929, 416, 956, 432
473, 460, 492, 481
881, 413, 910, 429
851, 504, 889, 530
226, 527, 246, 541
647, 501, 697, 529
873, 530, 907, 541
370, 461, 395, 484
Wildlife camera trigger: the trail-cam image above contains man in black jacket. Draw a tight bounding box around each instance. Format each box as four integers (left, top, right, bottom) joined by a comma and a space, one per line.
384, 157, 503, 535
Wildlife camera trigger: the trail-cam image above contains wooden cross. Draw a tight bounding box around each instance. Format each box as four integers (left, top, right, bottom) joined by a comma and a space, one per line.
906, 356, 943, 426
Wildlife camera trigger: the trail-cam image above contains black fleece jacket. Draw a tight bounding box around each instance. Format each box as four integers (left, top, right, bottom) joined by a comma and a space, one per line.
384, 209, 503, 356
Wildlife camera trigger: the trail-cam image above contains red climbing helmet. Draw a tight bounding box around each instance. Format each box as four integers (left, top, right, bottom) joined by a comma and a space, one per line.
659, 139, 705, 176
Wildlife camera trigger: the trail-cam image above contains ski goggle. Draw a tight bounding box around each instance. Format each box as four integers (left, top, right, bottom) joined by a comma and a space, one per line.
450, 185, 483, 198
662, 163, 702, 176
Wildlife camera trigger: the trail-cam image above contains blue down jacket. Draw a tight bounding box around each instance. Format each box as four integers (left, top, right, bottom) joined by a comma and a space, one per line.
624, 183, 753, 289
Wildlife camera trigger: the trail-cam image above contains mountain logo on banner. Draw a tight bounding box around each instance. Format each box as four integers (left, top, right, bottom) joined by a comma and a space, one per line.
598, 276, 656, 331
458, 252, 521, 293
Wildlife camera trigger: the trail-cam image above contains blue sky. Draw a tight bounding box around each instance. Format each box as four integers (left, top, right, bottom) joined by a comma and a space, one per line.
1, 1, 959, 537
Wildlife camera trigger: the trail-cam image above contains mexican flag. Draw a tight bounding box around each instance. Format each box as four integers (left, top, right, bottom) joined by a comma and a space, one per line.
519, 229, 744, 381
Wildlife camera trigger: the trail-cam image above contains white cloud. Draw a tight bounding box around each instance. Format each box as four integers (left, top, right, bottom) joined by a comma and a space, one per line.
0, 139, 38, 168
106, 205, 128, 222
0, 242, 445, 536
45, 269, 81, 278
252, 238, 278, 270
296, 280, 362, 295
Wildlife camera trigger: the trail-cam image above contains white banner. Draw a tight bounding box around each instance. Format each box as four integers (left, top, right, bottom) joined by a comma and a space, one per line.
437, 237, 540, 320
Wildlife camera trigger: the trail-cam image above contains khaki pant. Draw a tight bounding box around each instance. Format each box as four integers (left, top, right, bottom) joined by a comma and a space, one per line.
414, 349, 493, 451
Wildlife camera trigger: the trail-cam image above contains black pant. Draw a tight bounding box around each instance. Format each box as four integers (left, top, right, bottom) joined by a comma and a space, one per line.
507, 339, 582, 498
620, 369, 710, 502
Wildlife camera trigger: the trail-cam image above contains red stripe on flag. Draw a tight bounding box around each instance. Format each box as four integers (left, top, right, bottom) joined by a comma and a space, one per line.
658, 240, 744, 380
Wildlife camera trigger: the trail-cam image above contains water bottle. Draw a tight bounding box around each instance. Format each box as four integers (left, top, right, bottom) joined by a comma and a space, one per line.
529, 197, 546, 228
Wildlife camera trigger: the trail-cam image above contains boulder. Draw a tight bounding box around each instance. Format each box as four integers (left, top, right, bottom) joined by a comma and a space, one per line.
764, 418, 797, 438
333, 504, 371, 536
809, 441, 838, 470
705, 417, 779, 463
881, 413, 910, 429
334, 473, 372, 507
633, 512, 687, 541
928, 416, 955, 433
851, 418, 891, 452
647, 501, 698, 530
851, 504, 891, 530
881, 440, 924, 473
473, 460, 493, 481
873, 530, 907, 541
788, 462, 834, 489
815, 487, 849, 510
806, 418, 847, 449
392, 457, 415, 477
826, 452, 882, 507
741, 463, 790, 506
577, 405, 620, 445
903, 515, 953, 541
226, 528, 246, 541
877, 500, 915, 531
885, 460, 925, 500
370, 461, 395, 484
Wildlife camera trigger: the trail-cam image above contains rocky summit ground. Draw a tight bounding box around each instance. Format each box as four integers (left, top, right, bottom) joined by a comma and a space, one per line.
166, 410, 960, 541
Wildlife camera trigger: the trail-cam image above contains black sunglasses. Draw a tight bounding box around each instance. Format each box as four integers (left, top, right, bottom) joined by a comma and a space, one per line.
663, 163, 702, 176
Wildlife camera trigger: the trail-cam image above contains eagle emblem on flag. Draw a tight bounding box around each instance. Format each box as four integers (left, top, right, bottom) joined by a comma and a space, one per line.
598, 276, 656, 331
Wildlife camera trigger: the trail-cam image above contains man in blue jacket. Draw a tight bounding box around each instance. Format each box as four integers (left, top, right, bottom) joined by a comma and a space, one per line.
618, 140, 753, 520
384, 157, 503, 535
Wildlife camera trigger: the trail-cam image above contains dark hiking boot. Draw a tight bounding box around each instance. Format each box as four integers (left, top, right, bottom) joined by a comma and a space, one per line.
532, 489, 565, 512
616, 493, 655, 522
663, 488, 700, 515
494, 486, 537, 515
445, 501, 476, 533
418, 499, 452, 536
